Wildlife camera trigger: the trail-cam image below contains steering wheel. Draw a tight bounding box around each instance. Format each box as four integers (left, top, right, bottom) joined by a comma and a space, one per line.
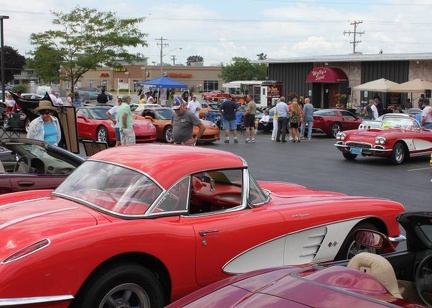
415, 254, 432, 306
14, 156, 31, 173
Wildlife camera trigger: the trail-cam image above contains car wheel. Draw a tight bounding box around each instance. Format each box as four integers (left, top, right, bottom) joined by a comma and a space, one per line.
71, 263, 165, 308
342, 152, 357, 160
97, 126, 109, 143
164, 125, 173, 143
331, 122, 342, 137
389, 142, 406, 165
335, 222, 380, 261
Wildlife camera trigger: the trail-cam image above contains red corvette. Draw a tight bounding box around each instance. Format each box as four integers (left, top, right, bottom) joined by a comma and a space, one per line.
202, 90, 228, 101
335, 114, 432, 164
0, 145, 404, 307
312, 108, 363, 137
77, 105, 157, 145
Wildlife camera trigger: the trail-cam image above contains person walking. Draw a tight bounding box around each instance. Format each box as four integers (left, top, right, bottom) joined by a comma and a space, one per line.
300, 97, 314, 140
117, 95, 136, 145
219, 94, 239, 143
269, 103, 278, 141
187, 95, 201, 118
244, 94, 257, 143
275, 96, 288, 142
172, 96, 206, 146
27, 100, 61, 146
106, 96, 122, 147
289, 98, 303, 142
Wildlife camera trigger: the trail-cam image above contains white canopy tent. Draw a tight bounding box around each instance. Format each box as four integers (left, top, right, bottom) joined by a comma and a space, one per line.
353, 78, 399, 92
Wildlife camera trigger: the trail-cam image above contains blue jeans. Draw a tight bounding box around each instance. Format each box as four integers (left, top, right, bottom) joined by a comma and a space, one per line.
300, 120, 313, 139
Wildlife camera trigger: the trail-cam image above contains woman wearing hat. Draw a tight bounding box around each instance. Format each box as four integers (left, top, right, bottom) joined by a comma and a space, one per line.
27, 100, 61, 146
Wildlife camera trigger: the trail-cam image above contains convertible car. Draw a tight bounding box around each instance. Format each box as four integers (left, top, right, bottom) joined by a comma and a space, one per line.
77, 105, 157, 145
335, 114, 432, 164
0, 138, 84, 194
133, 107, 220, 143
169, 212, 432, 307
0, 144, 405, 307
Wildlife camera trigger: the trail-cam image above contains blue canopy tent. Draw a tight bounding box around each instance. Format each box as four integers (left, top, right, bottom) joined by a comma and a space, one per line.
137, 76, 188, 88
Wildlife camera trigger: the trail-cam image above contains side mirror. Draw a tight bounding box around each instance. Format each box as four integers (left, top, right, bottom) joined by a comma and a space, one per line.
353, 229, 396, 253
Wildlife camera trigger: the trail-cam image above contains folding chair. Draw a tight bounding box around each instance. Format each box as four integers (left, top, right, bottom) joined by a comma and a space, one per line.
0, 113, 21, 138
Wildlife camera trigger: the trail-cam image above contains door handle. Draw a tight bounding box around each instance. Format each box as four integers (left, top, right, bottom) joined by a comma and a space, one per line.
199, 230, 219, 237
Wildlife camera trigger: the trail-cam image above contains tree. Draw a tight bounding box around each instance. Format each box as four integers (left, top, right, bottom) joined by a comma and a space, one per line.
29, 6, 148, 94
27, 45, 63, 83
0, 46, 26, 84
186, 55, 204, 66
219, 57, 267, 82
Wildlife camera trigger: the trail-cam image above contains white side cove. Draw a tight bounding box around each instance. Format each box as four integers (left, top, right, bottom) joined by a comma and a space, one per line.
223, 218, 363, 274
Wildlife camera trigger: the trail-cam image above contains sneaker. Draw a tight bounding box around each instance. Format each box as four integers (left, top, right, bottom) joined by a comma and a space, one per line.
308, 137, 311, 140
289, 136, 293, 140
245, 139, 250, 143
251, 139, 255, 143
234, 139, 238, 143
224, 139, 229, 143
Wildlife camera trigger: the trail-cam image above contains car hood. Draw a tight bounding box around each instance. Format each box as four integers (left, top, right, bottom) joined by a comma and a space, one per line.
347, 128, 402, 138
0, 195, 103, 259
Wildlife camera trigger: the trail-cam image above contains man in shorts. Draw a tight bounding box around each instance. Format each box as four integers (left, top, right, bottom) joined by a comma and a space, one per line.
219, 94, 239, 143
244, 94, 257, 143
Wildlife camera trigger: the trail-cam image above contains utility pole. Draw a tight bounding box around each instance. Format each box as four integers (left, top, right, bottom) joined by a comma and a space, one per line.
156, 37, 169, 76
343, 21, 364, 54
171, 55, 177, 66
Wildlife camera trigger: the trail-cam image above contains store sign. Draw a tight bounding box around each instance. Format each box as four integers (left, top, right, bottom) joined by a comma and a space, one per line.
168, 73, 192, 78
100, 73, 110, 77
114, 67, 127, 72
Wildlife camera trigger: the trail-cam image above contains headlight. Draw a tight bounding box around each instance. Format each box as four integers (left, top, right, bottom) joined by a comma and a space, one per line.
336, 132, 346, 140
375, 136, 386, 145
148, 123, 155, 129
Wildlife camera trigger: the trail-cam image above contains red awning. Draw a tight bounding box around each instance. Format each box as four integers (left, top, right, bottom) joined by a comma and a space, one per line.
306, 67, 348, 83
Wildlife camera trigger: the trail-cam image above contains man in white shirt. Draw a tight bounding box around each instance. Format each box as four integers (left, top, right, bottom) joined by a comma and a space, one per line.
187, 95, 201, 118
421, 99, 432, 129
371, 101, 379, 119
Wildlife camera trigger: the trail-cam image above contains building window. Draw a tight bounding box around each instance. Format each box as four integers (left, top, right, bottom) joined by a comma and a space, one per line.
203, 80, 219, 92
89, 80, 94, 87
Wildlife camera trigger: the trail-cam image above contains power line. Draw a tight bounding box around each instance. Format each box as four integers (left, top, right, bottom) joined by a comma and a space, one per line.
344, 21, 364, 54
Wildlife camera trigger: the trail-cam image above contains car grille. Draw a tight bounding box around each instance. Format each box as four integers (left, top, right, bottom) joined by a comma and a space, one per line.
346, 142, 372, 149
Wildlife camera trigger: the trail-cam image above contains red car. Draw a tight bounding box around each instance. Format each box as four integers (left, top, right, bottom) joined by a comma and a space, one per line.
0, 144, 404, 307
312, 108, 363, 137
202, 90, 228, 101
77, 105, 157, 145
335, 114, 432, 164
169, 212, 432, 307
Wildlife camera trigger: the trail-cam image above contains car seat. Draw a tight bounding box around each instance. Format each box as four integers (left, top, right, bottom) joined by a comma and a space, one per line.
347, 252, 402, 298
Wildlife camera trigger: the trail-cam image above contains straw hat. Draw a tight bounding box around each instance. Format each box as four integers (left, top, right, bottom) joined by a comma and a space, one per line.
34, 100, 57, 112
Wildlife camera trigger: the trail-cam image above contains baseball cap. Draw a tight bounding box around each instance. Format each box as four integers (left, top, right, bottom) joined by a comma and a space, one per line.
172, 97, 184, 109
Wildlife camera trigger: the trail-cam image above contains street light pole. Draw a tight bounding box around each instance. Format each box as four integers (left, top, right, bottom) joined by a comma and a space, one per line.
0, 15, 9, 103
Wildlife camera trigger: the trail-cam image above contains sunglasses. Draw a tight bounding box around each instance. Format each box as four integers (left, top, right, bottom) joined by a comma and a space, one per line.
40, 110, 51, 115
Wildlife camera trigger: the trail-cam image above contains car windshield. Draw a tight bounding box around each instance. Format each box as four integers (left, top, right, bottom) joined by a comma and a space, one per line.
155, 109, 174, 120
79, 107, 110, 120
53, 161, 162, 216
380, 117, 419, 129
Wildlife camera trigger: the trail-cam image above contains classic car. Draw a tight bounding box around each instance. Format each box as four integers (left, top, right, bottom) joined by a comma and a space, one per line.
0, 138, 84, 194
169, 212, 432, 307
335, 114, 432, 164
77, 105, 157, 145
312, 108, 363, 137
0, 144, 405, 307
133, 107, 220, 143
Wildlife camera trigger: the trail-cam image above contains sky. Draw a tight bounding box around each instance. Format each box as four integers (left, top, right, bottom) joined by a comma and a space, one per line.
2, 0, 432, 66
